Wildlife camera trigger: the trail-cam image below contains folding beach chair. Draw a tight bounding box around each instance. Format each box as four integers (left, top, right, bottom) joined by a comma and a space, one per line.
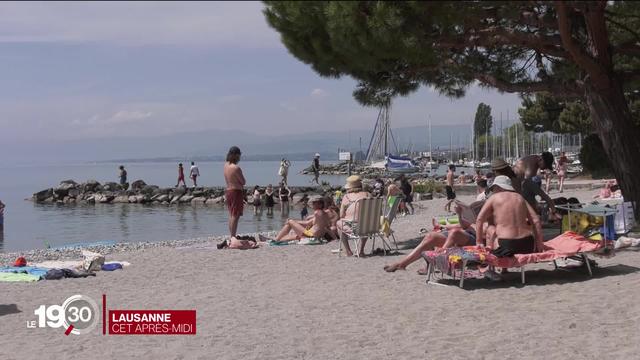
371, 195, 401, 254
337, 197, 384, 257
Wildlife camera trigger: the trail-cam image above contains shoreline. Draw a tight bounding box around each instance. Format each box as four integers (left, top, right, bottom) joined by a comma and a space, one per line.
5, 179, 607, 261
0, 231, 278, 265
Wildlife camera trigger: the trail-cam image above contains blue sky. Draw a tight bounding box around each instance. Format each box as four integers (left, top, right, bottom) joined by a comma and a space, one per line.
0, 1, 522, 146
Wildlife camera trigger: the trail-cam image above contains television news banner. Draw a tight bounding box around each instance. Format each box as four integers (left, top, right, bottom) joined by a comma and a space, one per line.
26, 294, 196, 336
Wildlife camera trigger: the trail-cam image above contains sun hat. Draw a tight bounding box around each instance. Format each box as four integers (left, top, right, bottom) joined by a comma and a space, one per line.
344, 175, 363, 190
490, 175, 515, 192
491, 158, 510, 171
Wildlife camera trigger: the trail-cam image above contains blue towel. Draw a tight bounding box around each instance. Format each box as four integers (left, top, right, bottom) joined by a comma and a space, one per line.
0, 266, 51, 279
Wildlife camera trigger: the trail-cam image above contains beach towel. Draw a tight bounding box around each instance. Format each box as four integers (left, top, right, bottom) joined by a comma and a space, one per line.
32, 260, 84, 270
0, 272, 41, 282
0, 266, 50, 279
423, 232, 604, 273
298, 238, 324, 245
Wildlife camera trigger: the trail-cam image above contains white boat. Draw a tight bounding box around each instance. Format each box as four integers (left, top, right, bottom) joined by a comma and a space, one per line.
477, 162, 491, 169
368, 160, 387, 169
386, 155, 420, 174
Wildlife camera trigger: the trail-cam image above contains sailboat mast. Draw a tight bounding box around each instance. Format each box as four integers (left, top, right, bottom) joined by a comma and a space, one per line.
429, 115, 432, 161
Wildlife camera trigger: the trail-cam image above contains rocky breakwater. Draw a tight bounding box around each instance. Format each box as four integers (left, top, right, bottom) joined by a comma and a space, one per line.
302, 161, 383, 178
32, 179, 342, 206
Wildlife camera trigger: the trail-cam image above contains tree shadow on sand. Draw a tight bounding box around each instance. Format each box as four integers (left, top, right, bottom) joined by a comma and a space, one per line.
0, 304, 21, 316
428, 263, 640, 291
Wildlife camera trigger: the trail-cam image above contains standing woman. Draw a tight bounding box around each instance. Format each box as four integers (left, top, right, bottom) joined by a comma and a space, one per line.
252, 186, 262, 215
278, 158, 290, 185
265, 184, 275, 216
278, 182, 291, 216
543, 169, 553, 193
176, 163, 186, 187
557, 152, 569, 193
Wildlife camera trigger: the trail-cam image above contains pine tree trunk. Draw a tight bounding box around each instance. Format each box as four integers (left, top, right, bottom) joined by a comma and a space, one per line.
586, 78, 640, 221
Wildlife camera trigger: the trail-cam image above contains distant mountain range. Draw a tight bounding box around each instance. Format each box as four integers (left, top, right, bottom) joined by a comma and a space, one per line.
0, 124, 473, 165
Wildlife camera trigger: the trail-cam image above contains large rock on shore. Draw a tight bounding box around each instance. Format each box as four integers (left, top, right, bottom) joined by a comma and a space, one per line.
102, 182, 120, 192
191, 197, 207, 204
113, 195, 129, 203
82, 180, 101, 192
179, 195, 194, 203
130, 179, 147, 191
33, 188, 53, 202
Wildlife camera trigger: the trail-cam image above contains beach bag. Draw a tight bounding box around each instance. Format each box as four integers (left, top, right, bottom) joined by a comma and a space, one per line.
101, 263, 123, 271
82, 250, 105, 272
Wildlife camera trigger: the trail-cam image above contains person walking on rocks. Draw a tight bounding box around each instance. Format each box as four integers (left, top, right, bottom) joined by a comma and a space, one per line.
176, 163, 186, 187
279, 158, 290, 185
118, 165, 128, 189
0, 199, 5, 231
189, 161, 200, 188
223, 146, 257, 249
311, 153, 320, 185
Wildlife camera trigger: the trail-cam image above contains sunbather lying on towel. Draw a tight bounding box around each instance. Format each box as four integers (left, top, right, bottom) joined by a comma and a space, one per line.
383, 202, 494, 273
259, 196, 330, 242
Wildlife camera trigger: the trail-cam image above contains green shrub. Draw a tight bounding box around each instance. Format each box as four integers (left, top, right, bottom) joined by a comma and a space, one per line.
413, 179, 443, 194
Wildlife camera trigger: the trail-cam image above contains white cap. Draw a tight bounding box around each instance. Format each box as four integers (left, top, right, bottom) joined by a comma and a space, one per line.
314, 153, 320, 158
489, 175, 515, 192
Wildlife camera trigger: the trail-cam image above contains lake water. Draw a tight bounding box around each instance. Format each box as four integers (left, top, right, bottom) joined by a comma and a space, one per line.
0, 161, 458, 252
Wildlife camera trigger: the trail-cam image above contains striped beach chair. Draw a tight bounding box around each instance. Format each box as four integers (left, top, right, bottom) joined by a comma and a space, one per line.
371, 195, 401, 254
338, 197, 384, 257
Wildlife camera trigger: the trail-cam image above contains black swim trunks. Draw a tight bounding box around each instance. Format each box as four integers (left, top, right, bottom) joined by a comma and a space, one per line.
445, 185, 456, 200
491, 235, 535, 257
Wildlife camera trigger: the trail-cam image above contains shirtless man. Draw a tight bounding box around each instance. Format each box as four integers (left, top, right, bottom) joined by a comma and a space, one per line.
492, 158, 559, 220
513, 152, 554, 180
260, 196, 330, 242
475, 175, 544, 257
444, 164, 456, 212
223, 146, 257, 250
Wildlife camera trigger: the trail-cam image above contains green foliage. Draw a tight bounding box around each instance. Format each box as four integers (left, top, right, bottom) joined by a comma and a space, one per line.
518, 92, 638, 134
413, 179, 443, 194
579, 134, 613, 178
474, 103, 492, 136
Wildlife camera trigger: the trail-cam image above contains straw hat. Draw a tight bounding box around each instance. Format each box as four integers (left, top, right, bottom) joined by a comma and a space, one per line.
344, 175, 362, 190
491, 158, 510, 171
490, 175, 515, 192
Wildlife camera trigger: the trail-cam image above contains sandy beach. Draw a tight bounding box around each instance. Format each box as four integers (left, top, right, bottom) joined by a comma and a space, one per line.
2, 188, 640, 360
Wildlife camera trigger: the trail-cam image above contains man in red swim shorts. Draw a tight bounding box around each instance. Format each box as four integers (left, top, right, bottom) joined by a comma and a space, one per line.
223, 146, 256, 249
